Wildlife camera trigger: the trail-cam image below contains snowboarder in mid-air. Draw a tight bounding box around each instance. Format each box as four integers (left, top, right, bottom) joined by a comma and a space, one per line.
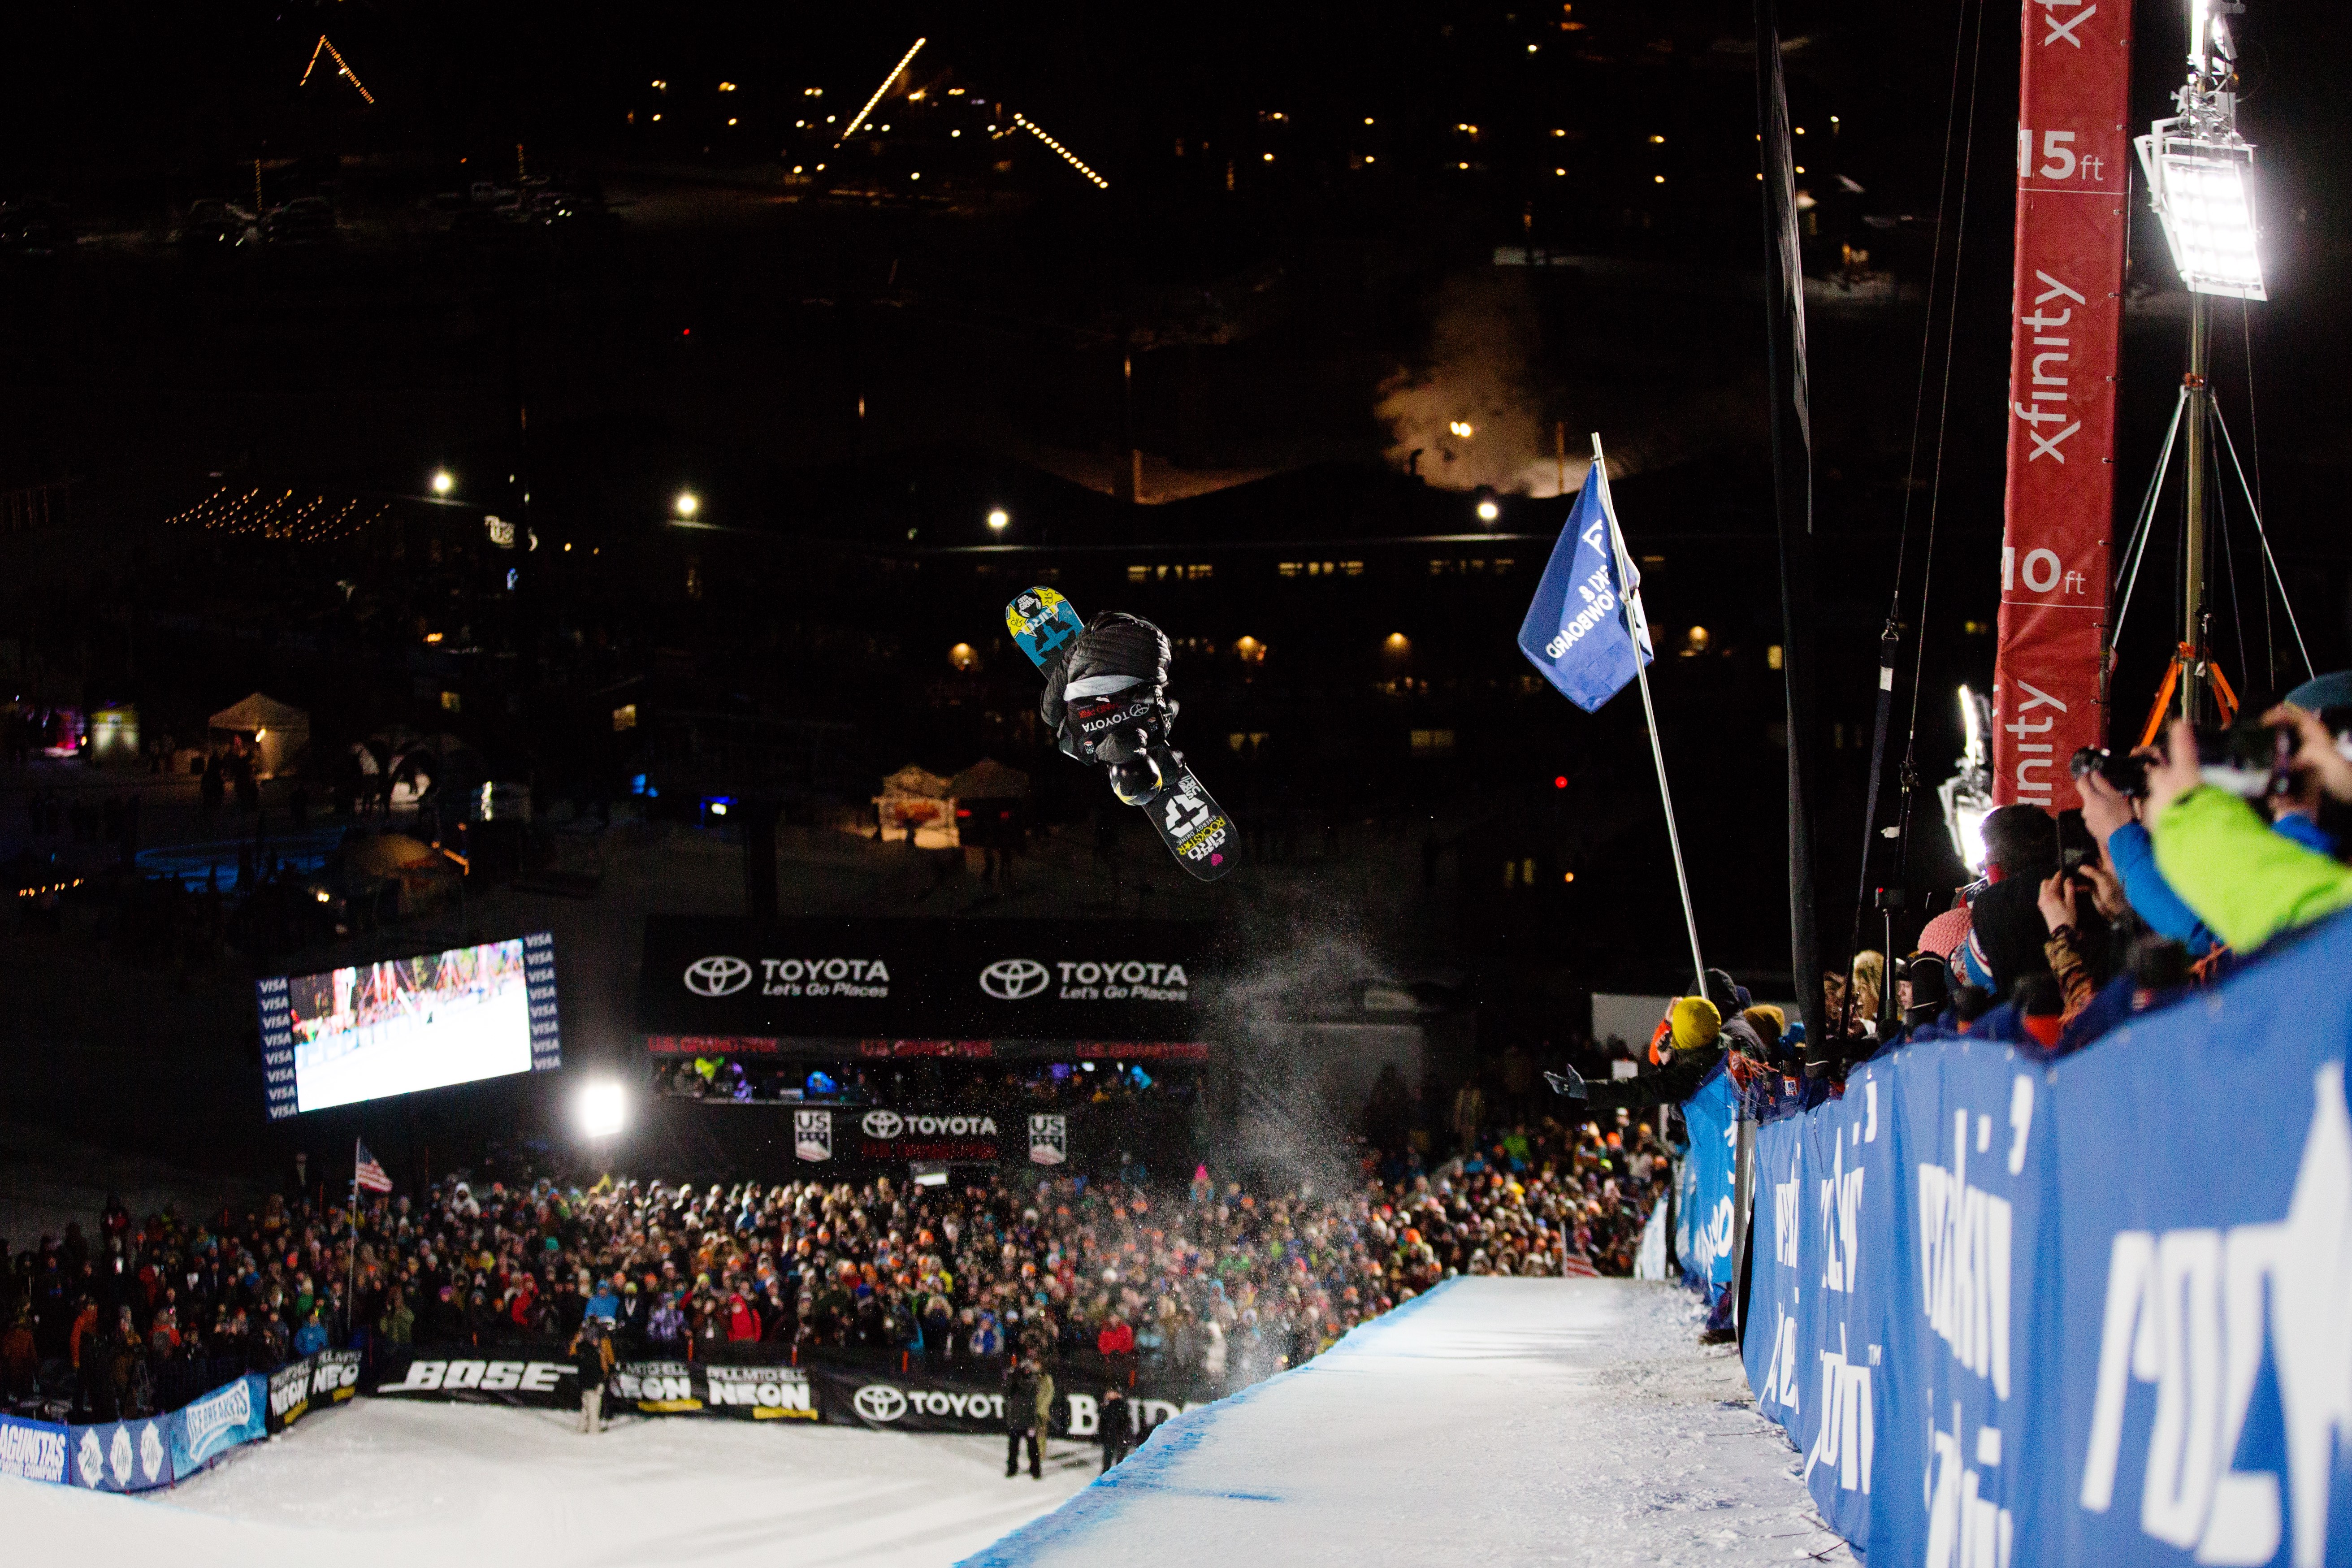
1004, 588, 1236, 881
1037, 611, 1187, 807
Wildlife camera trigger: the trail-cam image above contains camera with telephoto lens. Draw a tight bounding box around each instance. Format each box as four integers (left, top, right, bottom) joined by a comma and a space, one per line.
2069, 745, 2148, 797
2199, 719, 2296, 801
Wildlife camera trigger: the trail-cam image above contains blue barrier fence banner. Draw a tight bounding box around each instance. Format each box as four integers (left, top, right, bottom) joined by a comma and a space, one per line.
1678, 1065, 1739, 1294
1719, 911, 2352, 1568
2048, 924, 2352, 1568
0, 1412, 70, 1484
69, 1415, 177, 1492
169, 1373, 268, 1479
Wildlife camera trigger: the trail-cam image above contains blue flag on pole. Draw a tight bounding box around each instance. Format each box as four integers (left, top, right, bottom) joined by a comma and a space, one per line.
1516, 461, 1652, 712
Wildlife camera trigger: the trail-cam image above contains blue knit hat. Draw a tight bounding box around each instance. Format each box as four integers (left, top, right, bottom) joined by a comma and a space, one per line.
2284, 670, 2352, 719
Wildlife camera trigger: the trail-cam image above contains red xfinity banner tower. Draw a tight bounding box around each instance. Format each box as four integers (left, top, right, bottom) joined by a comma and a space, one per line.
1992, 0, 2134, 810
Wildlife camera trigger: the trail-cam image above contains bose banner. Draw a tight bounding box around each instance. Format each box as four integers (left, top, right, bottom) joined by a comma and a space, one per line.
1990, 0, 2132, 809
371, 1343, 578, 1407
1732, 913, 2352, 1567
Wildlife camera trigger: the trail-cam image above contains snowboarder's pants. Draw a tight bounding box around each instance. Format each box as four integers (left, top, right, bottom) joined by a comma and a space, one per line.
1006, 1427, 1040, 1477
579, 1387, 603, 1434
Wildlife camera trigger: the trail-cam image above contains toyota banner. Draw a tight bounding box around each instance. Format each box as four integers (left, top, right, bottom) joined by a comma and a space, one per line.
637, 917, 1212, 1051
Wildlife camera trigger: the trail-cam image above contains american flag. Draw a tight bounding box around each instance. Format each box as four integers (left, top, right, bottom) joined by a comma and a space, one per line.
354, 1139, 394, 1194
1563, 1251, 1602, 1279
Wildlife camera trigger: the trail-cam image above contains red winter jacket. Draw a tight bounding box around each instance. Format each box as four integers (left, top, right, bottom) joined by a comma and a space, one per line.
1096, 1320, 1135, 1357
726, 1293, 760, 1342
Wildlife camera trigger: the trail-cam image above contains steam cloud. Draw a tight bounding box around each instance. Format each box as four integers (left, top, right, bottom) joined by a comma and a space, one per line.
1377, 272, 1576, 497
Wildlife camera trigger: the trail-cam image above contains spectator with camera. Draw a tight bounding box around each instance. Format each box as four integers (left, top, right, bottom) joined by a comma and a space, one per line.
2077, 675, 2352, 964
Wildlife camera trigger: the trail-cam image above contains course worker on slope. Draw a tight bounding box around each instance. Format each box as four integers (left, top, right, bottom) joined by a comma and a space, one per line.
571, 1316, 615, 1435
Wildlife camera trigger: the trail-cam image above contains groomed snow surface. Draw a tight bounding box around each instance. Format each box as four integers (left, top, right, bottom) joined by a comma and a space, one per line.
969, 1278, 1851, 1568
7, 1279, 1843, 1568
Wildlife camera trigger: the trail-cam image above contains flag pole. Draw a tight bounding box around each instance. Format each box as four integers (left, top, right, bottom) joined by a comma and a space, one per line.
1590, 433, 1707, 997
348, 1138, 361, 1347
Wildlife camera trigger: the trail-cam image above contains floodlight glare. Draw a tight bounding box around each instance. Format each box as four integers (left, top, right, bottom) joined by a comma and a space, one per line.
430, 469, 454, 495
2137, 138, 2265, 300
577, 1079, 626, 1139
2135, 0, 2266, 302
986, 508, 1010, 530
673, 490, 699, 518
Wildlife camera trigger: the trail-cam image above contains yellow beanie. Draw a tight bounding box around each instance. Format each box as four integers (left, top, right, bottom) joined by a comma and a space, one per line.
1668, 996, 1722, 1052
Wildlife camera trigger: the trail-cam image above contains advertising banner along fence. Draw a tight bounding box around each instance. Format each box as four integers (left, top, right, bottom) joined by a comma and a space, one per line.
166, 1373, 268, 1482
267, 1349, 363, 1432
1733, 911, 2352, 1568
370, 1342, 580, 1407
1991, 0, 2133, 808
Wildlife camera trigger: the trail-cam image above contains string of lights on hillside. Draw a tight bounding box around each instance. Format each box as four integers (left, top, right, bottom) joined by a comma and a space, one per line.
299, 35, 376, 104
1012, 114, 1109, 190
839, 36, 925, 143
167, 486, 388, 544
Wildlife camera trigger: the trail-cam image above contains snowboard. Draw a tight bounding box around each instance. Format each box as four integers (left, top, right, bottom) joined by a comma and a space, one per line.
1003, 586, 1238, 882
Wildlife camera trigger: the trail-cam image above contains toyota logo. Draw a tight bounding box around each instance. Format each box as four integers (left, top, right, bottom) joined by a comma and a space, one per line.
862, 1110, 903, 1139
684, 956, 753, 998
979, 958, 1050, 1001
854, 1385, 908, 1423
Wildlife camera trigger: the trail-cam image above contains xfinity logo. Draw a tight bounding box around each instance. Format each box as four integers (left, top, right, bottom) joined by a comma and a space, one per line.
684, 955, 753, 997
980, 958, 1050, 1000
854, 1385, 908, 1423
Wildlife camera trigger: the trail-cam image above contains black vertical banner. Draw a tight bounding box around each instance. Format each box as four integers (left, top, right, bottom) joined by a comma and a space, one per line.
1754, 0, 1828, 1057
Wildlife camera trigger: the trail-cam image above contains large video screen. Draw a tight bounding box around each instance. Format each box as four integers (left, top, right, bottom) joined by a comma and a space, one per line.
257, 933, 559, 1119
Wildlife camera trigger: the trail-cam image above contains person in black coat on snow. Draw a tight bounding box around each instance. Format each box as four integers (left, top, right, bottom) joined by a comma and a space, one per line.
1099, 1385, 1134, 1473
1003, 1352, 1044, 1479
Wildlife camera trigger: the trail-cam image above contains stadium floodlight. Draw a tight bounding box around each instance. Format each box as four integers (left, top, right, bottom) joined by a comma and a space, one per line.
2136, 135, 2265, 301
578, 1079, 626, 1140
430, 468, 454, 496
2135, 0, 2265, 301
673, 490, 699, 519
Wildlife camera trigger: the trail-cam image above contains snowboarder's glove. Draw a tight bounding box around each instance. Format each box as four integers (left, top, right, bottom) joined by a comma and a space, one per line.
1041, 612, 1177, 766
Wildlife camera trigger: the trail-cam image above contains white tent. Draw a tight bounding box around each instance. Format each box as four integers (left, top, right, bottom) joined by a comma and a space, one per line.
209, 692, 310, 779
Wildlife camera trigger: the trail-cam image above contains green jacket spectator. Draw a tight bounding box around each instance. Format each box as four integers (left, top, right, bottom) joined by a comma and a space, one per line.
2151, 788, 2352, 953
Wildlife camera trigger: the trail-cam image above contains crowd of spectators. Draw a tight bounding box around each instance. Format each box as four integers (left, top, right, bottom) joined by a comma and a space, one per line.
3, 1105, 1671, 1423
1572, 684, 2352, 1133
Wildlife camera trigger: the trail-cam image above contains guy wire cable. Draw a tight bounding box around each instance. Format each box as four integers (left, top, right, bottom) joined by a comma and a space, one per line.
1899, 0, 1989, 768
2239, 298, 2273, 689
2210, 402, 2252, 697
1846, 0, 1983, 958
